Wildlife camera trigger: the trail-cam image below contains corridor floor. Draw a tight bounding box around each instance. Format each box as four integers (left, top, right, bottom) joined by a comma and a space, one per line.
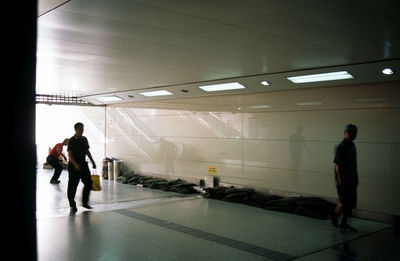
36, 169, 400, 261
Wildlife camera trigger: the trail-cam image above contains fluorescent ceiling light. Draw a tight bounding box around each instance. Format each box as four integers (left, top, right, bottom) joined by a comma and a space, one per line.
250, 105, 271, 109
199, 82, 245, 92
97, 96, 123, 102
287, 71, 353, 83
356, 98, 387, 103
139, 90, 173, 97
296, 101, 322, 106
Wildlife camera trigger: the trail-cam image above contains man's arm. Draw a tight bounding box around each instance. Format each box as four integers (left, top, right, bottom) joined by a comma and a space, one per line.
86, 150, 96, 169
60, 152, 68, 161
334, 143, 344, 187
68, 150, 81, 171
56, 148, 68, 161
335, 164, 343, 187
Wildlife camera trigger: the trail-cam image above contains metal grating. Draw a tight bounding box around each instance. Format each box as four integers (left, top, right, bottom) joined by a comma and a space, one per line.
114, 209, 295, 261
36, 94, 92, 105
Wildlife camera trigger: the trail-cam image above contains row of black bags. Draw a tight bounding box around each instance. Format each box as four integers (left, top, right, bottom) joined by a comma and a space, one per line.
204, 186, 337, 220
117, 172, 337, 221
117, 172, 197, 194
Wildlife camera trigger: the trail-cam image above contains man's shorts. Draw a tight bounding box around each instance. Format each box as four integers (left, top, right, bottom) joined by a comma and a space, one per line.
337, 185, 357, 208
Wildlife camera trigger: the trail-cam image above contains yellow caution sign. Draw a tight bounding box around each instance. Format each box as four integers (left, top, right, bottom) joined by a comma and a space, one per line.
208, 166, 217, 175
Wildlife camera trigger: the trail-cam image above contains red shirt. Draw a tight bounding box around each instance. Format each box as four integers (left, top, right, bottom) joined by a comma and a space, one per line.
49, 143, 63, 158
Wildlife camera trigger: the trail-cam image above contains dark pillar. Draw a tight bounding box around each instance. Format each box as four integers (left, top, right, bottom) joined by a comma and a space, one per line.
6, 1, 38, 260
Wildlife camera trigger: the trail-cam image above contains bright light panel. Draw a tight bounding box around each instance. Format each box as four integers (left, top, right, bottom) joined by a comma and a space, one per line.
287, 71, 353, 83
139, 90, 173, 97
261, 81, 271, 86
199, 82, 246, 92
97, 96, 123, 102
382, 68, 394, 75
250, 105, 271, 109
296, 101, 322, 106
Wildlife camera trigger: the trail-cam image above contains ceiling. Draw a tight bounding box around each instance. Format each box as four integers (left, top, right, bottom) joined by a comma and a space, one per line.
36, 0, 400, 105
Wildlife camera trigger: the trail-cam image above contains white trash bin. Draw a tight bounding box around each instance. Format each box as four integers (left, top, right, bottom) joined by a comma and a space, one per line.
113, 160, 123, 180
107, 161, 114, 180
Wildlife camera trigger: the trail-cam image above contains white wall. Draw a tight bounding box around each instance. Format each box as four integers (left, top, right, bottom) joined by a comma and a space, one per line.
36, 104, 105, 167
105, 82, 400, 216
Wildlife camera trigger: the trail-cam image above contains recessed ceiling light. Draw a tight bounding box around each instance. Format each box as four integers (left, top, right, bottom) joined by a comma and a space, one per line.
97, 96, 123, 102
139, 90, 173, 97
287, 71, 354, 83
199, 82, 246, 92
382, 68, 394, 75
261, 81, 271, 86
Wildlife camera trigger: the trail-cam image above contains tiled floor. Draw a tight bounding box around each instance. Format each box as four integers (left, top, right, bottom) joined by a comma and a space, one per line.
36, 169, 400, 260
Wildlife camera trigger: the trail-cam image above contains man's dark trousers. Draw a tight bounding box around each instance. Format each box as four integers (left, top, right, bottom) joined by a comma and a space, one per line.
67, 162, 92, 208
47, 155, 62, 181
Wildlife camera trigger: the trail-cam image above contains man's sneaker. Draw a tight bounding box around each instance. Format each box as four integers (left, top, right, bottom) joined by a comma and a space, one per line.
50, 180, 60, 184
340, 223, 357, 232
70, 206, 78, 213
82, 203, 92, 209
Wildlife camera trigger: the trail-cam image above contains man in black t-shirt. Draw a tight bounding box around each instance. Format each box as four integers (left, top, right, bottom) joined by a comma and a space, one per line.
67, 122, 96, 212
334, 124, 359, 231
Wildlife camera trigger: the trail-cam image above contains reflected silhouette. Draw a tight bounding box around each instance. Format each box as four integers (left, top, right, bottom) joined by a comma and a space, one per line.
335, 242, 357, 261
51, 183, 63, 208
289, 126, 311, 188
289, 126, 311, 172
160, 138, 178, 174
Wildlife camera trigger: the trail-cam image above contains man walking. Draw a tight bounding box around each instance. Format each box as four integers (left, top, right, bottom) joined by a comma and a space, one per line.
334, 124, 359, 231
46, 138, 69, 184
67, 122, 96, 212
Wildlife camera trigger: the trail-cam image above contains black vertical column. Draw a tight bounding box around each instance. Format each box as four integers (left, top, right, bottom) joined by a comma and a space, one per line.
6, 1, 38, 260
